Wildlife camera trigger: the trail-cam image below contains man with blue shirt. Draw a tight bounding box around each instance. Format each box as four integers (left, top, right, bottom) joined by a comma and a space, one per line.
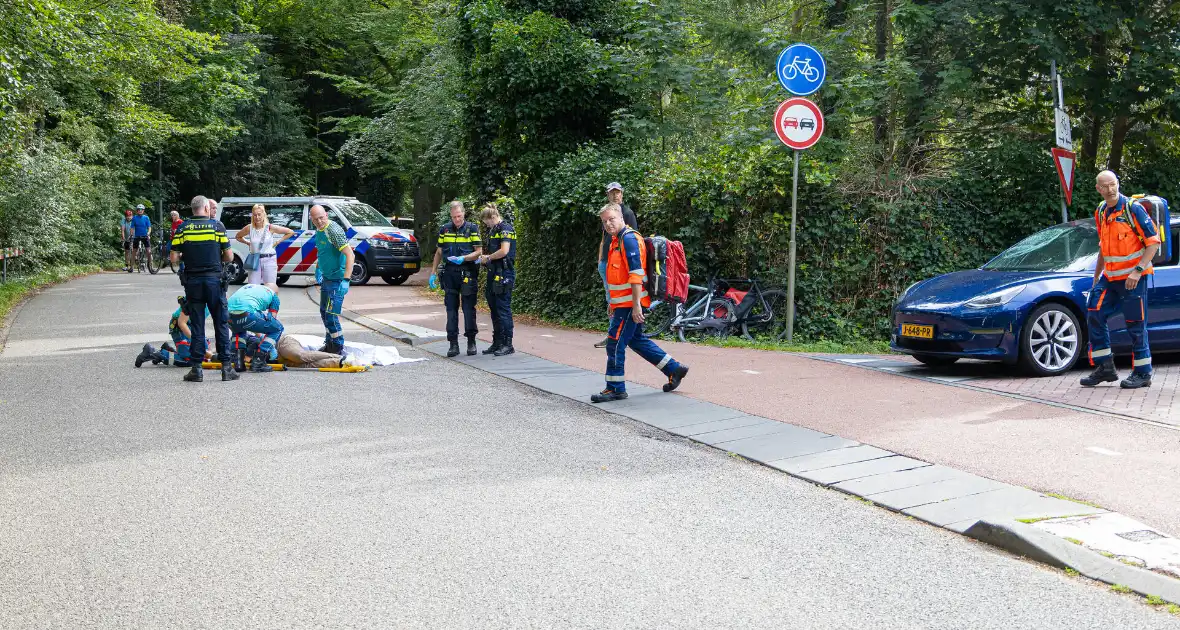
1081, 170, 1162, 390
228, 283, 283, 373
120, 209, 135, 272
311, 205, 354, 355
130, 204, 152, 272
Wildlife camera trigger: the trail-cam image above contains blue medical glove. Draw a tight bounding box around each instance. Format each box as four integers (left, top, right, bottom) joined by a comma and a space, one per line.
428, 273, 438, 290
340, 279, 350, 292
447, 255, 465, 265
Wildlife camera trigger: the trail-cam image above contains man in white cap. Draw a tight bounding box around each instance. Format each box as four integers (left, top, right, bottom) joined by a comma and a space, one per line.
595, 182, 638, 348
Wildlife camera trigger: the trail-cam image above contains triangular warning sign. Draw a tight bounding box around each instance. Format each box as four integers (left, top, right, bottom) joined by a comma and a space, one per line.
1052, 147, 1076, 206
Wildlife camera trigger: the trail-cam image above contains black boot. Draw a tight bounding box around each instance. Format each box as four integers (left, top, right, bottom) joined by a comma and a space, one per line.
161, 342, 177, 354
250, 349, 274, 373
135, 346, 156, 370
482, 334, 502, 355
149, 348, 169, 365
494, 336, 515, 356
467, 337, 478, 356
663, 364, 689, 392
233, 345, 247, 372
1121, 372, 1152, 389
1080, 363, 1119, 387
591, 389, 628, 403
447, 341, 460, 358
221, 364, 240, 381
183, 366, 203, 382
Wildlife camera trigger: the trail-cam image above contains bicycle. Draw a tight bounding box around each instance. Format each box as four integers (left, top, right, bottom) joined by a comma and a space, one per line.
782, 56, 820, 82
134, 236, 158, 274
659, 276, 788, 342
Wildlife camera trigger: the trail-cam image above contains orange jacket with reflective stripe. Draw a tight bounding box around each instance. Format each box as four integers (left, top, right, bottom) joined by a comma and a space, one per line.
1095, 196, 1161, 281
606, 228, 650, 310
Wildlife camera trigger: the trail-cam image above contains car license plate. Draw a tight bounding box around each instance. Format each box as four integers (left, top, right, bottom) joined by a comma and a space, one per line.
901, 324, 934, 339
404, 263, 417, 269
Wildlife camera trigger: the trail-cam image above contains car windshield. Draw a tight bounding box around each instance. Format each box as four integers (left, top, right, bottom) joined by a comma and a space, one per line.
333, 202, 391, 227
983, 223, 1099, 272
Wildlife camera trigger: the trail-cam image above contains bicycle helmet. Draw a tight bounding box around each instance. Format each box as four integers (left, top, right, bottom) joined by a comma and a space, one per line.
136, 204, 145, 211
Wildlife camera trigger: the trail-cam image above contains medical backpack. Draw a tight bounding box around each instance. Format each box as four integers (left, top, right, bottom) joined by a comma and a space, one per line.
644, 235, 690, 304
1127, 194, 1172, 262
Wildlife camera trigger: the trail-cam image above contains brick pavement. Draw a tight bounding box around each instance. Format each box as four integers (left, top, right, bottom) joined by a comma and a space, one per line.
816, 353, 1180, 428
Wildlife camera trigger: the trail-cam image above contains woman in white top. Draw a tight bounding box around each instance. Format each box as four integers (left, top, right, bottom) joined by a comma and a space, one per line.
235, 204, 295, 285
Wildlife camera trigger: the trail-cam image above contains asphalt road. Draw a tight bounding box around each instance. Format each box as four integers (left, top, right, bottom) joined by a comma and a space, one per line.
1, 272, 1177, 629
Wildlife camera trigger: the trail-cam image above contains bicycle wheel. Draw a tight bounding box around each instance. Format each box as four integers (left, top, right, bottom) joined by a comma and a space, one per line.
147, 243, 159, 274
678, 299, 736, 343
741, 289, 788, 341
169, 255, 179, 274
644, 301, 677, 339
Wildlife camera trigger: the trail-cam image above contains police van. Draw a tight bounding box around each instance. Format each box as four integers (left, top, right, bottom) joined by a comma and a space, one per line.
216, 196, 421, 286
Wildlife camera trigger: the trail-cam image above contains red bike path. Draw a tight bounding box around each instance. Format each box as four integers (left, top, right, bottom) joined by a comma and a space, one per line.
328, 272, 1180, 536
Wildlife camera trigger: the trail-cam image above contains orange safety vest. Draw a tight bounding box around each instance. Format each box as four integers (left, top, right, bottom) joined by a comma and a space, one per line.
606, 227, 650, 310
1095, 197, 1160, 281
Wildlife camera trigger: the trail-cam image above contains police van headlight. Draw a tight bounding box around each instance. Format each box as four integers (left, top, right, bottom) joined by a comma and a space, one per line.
367, 237, 393, 249
964, 285, 1025, 309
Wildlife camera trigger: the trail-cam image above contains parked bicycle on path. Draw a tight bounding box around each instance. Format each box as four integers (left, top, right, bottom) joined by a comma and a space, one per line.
646, 275, 788, 343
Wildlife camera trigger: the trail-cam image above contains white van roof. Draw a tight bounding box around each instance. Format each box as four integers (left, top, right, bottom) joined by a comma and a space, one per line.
218, 196, 358, 205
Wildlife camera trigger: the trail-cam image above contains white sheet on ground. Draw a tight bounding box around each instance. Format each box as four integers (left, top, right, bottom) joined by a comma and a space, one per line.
289, 334, 425, 367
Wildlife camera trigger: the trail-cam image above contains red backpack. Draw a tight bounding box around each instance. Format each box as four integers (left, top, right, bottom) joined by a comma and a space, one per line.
644, 235, 690, 303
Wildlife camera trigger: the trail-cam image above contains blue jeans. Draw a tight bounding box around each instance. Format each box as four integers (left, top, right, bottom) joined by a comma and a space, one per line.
184, 275, 232, 363
229, 309, 284, 358
604, 307, 682, 393
320, 279, 349, 346
1088, 275, 1152, 374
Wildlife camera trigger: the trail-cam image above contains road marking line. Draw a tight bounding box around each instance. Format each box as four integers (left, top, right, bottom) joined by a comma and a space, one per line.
742, 370, 760, 375
541, 334, 555, 338
1086, 446, 1123, 457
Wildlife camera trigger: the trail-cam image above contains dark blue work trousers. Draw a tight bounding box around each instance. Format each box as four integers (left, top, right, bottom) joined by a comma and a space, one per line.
604, 306, 682, 393
184, 275, 232, 364
1087, 275, 1152, 375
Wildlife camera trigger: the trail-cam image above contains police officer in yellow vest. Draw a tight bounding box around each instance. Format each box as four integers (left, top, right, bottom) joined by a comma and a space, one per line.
429, 201, 483, 357
1081, 170, 1161, 390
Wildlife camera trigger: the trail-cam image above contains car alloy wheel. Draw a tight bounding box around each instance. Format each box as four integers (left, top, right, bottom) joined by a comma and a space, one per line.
1022, 304, 1080, 376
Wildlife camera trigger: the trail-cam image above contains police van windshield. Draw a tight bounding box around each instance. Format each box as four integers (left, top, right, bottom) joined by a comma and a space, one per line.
983, 223, 1099, 272
333, 202, 392, 228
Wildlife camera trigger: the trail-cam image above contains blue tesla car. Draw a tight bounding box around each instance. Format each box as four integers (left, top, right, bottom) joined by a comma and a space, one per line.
891, 207, 1177, 376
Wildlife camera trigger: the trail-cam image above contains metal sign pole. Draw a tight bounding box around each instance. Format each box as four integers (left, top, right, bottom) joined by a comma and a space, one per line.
786, 149, 799, 342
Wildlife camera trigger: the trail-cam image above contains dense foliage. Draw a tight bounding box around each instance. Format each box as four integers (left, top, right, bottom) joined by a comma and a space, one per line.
5, 0, 1180, 341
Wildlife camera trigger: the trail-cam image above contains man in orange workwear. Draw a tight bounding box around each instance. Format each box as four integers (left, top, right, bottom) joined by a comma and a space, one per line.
591, 203, 689, 403
1081, 170, 1161, 389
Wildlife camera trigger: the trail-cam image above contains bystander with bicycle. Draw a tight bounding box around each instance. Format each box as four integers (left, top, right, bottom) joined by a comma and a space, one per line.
120, 209, 135, 272
131, 204, 152, 272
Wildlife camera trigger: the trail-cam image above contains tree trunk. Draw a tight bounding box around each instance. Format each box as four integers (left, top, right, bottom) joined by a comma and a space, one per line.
1081, 33, 1108, 173
1108, 114, 1129, 174
873, 0, 891, 147
825, 0, 849, 29
413, 181, 443, 261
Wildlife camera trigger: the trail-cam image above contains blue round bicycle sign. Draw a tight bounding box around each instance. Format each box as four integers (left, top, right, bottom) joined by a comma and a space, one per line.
776, 43, 826, 96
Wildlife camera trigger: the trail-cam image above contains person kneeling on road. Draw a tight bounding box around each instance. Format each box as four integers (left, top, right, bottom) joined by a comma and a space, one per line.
227, 283, 284, 373
591, 203, 689, 403
134, 296, 211, 368
478, 202, 516, 357
429, 201, 482, 358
